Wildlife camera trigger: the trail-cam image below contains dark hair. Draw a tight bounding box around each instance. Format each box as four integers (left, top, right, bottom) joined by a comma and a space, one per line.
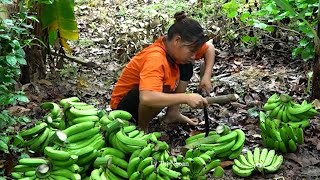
167, 11, 208, 49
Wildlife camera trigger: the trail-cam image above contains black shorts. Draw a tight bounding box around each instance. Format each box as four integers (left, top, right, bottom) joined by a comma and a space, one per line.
116, 63, 193, 123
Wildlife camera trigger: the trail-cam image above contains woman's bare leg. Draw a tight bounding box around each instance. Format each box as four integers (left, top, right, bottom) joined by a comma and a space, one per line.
138, 104, 163, 132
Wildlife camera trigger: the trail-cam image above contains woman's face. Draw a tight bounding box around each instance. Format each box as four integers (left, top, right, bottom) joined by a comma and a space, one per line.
172, 37, 200, 64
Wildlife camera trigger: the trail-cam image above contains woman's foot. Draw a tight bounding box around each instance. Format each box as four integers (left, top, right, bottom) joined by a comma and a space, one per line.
163, 113, 199, 126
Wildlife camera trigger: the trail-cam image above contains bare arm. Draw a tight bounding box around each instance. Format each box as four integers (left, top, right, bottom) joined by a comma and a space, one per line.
202, 42, 215, 80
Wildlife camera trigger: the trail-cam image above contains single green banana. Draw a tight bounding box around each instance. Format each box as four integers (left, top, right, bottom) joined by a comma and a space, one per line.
269, 103, 283, 118
90, 168, 102, 180
29, 127, 50, 151
262, 149, 275, 168
229, 143, 244, 159
67, 127, 100, 143
276, 104, 286, 120
67, 133, 101, 150
19, 122, 48, 137
51, 155, 78, 167
40, 102, 61, 118
60, 97, 80, 107
246, 150, 255, 167
238, 154, 254, 168
158, 164, 181, 179
137, 157, 153, 172
69, 107, 98, 117
259, 111, 266, 124
263, 101, 281, 111
108, 164, 129, 179
77, 149, 98, 166
259, 148, 268, 165
142, 164, 156, 177
51, 169, 81, 180
253, 147, 260, 165
116, 129, 147, 147
101, 147, 126, 159
285, 125, 298, 142
18, 158, 48, 167
129, 171, 141, 180
295, 127, 304, 145
215, 130, 238, 143
108, 110, 132, 121
212, 165, 224, 178
287, 102, 312, 115
286, 120, 310, 129
129, 149, 142, 162
71, 115, 99, 124
232, 164, 254, 177
278, 141, 287, 153
123, 125, 136, 133
234, 159, 253, 170
231, 129, 245, 151
263, 155, 283, 173
267, 94, 279, 103
279, 126, 289, 145
109, 155, 128, 169
288, 139, 297, 152
93, 156, 112, 168
127, 157, 142, 176
63, 121, 95, 137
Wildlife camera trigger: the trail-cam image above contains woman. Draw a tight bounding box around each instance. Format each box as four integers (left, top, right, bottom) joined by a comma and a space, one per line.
110, 11, 215, 132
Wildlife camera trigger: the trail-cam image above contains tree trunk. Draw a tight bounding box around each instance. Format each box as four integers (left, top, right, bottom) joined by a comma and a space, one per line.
311, 0, 320, 100
311, 52, 320, 100
20, 3, 47, 84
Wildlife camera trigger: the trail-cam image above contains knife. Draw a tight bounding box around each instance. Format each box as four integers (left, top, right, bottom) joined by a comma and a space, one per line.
203, 105, 209, 137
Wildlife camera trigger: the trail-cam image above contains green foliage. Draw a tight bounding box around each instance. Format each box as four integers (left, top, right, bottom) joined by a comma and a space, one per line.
0, 110, 30, 154
0, 6, 37, 105
221, 0, 319, 61
41, 0, 79, 49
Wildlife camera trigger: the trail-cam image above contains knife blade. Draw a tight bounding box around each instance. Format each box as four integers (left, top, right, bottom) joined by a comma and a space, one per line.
203, 106, 209, 137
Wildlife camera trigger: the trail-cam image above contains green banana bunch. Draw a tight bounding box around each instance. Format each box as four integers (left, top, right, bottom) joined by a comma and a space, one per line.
19, 123, 56, 153
184, 126, 245, 160
263, 93, 318, 122
232, 147, 283, 177
261, 116, 306, 153
12, 158, 81, 180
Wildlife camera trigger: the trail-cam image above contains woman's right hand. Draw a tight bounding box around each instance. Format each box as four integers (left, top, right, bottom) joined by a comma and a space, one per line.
186, 93, 208, 109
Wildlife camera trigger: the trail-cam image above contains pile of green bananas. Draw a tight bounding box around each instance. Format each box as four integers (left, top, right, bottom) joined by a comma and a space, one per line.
232, 147, 283, 177
184, 128, 246, 160
13, 97, 233, 179
263, 94, 318, 122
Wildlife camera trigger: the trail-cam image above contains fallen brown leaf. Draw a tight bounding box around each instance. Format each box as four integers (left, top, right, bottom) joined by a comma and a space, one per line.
220, 160, 233, 168
37, 79, 53, 86
8, 106, 30, 115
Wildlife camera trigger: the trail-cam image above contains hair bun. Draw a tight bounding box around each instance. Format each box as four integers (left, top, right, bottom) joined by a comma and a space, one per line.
174, 11, 187, 22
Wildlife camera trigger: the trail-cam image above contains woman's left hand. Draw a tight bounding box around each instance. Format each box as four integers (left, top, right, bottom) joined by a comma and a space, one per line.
198, 76, 212, 95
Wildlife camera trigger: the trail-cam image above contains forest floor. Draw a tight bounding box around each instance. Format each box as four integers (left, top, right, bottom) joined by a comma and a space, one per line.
15, 0, 320, 179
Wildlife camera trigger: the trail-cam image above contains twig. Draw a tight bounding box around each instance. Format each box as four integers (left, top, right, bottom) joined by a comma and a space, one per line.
50, 51, 97, 68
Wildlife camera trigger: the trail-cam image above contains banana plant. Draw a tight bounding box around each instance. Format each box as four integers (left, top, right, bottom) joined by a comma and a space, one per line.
40, 0, 79, 52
